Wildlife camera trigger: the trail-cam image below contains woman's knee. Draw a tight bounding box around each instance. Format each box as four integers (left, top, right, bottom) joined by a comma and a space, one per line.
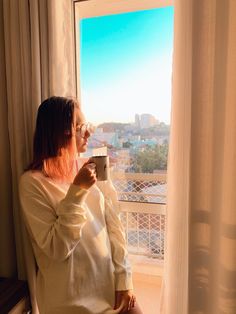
124, 303, 144, 314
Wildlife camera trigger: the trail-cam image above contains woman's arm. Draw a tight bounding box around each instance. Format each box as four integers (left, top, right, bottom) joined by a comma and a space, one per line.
98, 179, 136, 313
19, 174, 89, 262
98, 180, 133, 291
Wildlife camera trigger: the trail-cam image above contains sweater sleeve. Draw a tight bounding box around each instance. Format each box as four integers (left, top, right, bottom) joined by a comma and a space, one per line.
19, 174, 89, 262
98, 180, 133, 291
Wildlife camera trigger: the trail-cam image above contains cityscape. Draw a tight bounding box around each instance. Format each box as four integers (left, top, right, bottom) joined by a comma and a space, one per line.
86, 113, 170, 174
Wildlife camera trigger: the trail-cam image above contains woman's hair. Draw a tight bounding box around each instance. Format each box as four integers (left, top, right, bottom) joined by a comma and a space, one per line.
27, 96, 79, 181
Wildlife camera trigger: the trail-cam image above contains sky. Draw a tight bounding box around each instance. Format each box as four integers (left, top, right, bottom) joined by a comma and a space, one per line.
79, 6, 174, 125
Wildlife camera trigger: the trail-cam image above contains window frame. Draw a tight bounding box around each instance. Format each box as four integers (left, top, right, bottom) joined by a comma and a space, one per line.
72, 0, 173, 265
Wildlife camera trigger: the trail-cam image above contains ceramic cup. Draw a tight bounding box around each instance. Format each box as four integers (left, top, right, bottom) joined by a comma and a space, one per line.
90, 155, 109, 181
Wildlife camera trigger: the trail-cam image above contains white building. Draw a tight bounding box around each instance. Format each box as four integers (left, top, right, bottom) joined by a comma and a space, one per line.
134, 113, 158, 129
140, 114, 158, 128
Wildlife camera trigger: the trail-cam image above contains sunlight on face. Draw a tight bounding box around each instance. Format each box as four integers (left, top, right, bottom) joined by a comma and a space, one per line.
74, 107, 90, 153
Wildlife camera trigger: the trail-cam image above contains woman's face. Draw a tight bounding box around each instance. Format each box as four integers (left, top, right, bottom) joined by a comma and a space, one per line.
74, 107, 91, 153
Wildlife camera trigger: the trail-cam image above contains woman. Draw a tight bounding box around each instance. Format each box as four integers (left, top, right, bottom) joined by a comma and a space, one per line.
19, 96, 143, 314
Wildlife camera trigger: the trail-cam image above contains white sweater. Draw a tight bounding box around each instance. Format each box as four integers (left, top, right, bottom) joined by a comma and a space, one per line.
19, 170, 133, 314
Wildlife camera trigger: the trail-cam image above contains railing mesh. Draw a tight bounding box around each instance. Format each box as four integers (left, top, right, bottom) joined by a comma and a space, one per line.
112, 172, 167, 204
111, 171, 167, 261
121, 211, 165, 260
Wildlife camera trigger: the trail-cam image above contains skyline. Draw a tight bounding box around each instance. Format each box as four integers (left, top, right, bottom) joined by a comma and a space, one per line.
79, 6, 174, 125
96, 112, 166, 127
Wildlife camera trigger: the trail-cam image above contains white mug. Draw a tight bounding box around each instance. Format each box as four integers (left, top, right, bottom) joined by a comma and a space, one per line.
90, 155, 109, 181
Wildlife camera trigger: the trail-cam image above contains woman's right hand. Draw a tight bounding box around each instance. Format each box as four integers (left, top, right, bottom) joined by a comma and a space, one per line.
73, 162, 97, 190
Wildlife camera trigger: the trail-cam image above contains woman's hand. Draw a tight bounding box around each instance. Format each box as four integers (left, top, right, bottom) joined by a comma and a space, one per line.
114, 290, 136, 313
73, 162, 97, 189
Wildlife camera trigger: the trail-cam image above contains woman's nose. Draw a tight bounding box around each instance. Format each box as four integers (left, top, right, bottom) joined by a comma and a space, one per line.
84, 129, 90, 138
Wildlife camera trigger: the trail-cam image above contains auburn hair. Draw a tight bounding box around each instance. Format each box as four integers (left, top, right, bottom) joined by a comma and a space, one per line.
27, 96, 79, 181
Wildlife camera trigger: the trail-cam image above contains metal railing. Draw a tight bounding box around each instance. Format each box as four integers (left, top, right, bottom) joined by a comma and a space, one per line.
111, 171, 167, 262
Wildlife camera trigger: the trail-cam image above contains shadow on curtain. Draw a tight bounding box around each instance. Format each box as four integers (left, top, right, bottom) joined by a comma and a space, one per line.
161, 0, 236, 313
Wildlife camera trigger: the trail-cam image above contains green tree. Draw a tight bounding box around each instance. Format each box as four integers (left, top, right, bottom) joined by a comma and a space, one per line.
122, 141, 133, 148
132, 143, 168, 173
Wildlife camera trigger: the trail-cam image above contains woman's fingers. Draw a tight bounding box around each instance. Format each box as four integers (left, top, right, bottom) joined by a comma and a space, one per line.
73, 162, 97, 189
114, 291, 136, 313
124, 294, 133, 312
128, 297, 132, 311
128, 295, 136, 311
122, 295, 133, 313
84, 162, 96, 175
84, 162, 98, 178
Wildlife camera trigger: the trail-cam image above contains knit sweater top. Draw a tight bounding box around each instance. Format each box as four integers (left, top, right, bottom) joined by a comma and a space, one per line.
19, 169, 133, 314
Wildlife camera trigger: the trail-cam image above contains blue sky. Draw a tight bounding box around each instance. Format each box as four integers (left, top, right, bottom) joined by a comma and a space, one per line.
79, 6, 174, 125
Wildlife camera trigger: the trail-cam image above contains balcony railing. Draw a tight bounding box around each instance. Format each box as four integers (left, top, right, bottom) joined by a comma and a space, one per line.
111, 171, 167, 262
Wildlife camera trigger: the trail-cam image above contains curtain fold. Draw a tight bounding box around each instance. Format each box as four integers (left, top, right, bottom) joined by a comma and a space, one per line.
0, 0, 16, 278
161, 0, 236, 313
0, 0, 75, 312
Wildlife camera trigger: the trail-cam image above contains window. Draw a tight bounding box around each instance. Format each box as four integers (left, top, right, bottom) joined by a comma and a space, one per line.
74, 1, 174, 312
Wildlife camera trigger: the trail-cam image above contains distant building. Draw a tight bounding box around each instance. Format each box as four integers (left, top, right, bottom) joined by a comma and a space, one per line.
89, 127, 119, 148
134, 113, 158, 129
135, 114, 140, 128
140, 114, 158, 128
95, 127, 104, 134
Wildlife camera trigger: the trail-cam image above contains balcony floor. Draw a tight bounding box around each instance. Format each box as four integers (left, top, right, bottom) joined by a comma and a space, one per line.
131, 255, 163, 314
133, 272, 162, 314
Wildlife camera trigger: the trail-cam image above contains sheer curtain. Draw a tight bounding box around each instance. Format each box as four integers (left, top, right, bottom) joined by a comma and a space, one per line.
0, 0, 75, 312
161, 0, 236, 313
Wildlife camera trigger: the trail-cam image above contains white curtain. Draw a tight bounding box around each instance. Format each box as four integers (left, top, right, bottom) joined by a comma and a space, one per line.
161, 0, 236, 313
0, 0, 75, 311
